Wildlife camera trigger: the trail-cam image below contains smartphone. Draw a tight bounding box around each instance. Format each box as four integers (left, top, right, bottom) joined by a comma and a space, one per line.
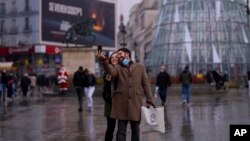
98, 45, 102, 53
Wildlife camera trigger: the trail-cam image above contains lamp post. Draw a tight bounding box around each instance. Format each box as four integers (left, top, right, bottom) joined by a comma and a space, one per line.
119, 14, 127, 48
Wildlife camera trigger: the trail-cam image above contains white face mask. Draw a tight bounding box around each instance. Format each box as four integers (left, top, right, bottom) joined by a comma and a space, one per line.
121, 58, 129, 66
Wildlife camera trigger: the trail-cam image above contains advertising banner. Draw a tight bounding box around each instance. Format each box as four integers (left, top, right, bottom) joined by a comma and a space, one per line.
41, 0, 115, 47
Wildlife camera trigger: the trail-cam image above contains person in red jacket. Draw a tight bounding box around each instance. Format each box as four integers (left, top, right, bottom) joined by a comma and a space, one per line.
57, 66, 68, 95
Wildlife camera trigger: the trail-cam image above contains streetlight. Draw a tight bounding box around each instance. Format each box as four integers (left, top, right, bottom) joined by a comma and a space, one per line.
119, 14, 127, 48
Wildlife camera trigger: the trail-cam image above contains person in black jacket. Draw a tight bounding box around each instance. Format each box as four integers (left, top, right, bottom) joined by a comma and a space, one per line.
1, 70, 8, 101
20, 73, 31, 97
103, 52, 118, 141
73, 66, 85, 111
156, 65, 171, 106
212, 70, 223, 90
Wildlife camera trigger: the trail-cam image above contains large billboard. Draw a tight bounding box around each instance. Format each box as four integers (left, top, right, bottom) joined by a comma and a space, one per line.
40, 0, 115, 48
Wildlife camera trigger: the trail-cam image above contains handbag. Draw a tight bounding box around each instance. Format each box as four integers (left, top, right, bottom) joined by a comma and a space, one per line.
141, 106, 165, 133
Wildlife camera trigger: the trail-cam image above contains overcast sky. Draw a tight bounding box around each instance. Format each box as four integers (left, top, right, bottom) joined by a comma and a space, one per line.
117, 0, 142, 24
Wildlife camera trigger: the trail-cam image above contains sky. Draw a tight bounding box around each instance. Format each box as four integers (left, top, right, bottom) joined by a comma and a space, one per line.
117, 0, 142, 24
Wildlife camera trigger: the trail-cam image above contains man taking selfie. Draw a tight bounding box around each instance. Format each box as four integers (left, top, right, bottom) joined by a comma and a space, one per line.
97, 47, 154, 141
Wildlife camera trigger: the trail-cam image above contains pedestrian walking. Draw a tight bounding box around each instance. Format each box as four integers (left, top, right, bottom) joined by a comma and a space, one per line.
6, 72, 16, 100
37, 75, 45, 94
73, 66, 85, 112
103, 52, 118, 141
20, 73, 31, 97
179, 65, 192, 105
97, 48, 154, 141
222, 70, 229, 90
0, 72, 2, 102
83, 69, 96, 111
1, 70, 7, 101
156, 65, 171, 106
29, 73, 37, 96
205, 71, 214, 85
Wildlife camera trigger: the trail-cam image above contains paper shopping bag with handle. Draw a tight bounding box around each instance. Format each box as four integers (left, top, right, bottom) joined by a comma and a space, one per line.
141, 106, 165, 133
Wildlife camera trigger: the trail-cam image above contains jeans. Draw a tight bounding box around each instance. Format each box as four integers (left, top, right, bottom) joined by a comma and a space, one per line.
158, 87, 167, 103
76, 87, 84, 108
105, 117, 116, 141
116, 120, 140, 141
182, 84, 190, 103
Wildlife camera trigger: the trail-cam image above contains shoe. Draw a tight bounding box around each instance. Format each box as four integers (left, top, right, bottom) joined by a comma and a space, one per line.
78, 107, 83, 112
182, 100, 186, 105
161, 102, 165, 106
87, 107, 92, 111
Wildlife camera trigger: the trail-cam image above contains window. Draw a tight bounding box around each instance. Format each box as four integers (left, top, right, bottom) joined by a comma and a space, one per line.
25, 0, 29, 11
25, 17, 29, 30
10, 19, 17, 33
0, 20, 4, 33
0, 3, 5, 14
140, 14, 145, 29
11, 19, 16, 27
11, 1, 16, 8
11, 1, 17, 13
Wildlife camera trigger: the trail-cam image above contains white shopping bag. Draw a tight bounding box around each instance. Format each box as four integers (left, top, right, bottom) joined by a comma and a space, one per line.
141, 106, 165, 133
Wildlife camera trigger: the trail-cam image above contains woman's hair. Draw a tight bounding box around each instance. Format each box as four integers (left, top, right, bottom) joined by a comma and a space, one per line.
108, 52, 117, 64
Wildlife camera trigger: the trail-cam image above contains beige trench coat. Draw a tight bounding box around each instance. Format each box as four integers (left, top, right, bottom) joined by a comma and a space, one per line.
103, 62, 153, 121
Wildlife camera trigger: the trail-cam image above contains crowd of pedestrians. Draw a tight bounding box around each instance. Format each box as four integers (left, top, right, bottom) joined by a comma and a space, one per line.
0, 70, 55, 103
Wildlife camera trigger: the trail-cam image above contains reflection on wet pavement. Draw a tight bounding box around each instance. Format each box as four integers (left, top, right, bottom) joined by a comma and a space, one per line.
0, 89, 250, 141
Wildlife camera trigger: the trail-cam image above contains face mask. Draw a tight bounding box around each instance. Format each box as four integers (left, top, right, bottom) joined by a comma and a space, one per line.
121, 58, 129, 66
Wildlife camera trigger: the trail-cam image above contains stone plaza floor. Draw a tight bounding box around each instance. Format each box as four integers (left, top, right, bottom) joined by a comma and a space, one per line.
0, 89, 250, 141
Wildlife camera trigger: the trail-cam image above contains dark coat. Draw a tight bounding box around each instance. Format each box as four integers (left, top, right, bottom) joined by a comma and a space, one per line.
103, 62, 153, 121
20, 76, 31, 88
212, 71, 222, 83
156, 71, 171, 89
73, 70, 85, 87
103, 73, 118, 117
83, 74, 96, 87
180, 70, 192, 84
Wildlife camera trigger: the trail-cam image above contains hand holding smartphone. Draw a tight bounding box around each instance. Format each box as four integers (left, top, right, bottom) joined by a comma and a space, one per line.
97, 45, 102, 54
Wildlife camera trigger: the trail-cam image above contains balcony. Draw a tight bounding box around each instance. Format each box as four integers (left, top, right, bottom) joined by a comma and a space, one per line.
23, 25, 32, 33
9, 26, 18, 34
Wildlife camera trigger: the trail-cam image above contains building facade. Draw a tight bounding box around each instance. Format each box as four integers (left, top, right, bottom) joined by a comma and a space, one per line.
147, 0, 250, 81
124, 0, 159, 63
0, 0, 39, 46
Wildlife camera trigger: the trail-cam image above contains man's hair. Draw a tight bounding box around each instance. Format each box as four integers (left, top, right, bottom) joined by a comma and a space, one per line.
79, 66, 83, 71
117, 48, 131, 58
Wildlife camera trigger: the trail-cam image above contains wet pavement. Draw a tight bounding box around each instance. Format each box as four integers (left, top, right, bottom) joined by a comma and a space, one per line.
0, 89, 250, 141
